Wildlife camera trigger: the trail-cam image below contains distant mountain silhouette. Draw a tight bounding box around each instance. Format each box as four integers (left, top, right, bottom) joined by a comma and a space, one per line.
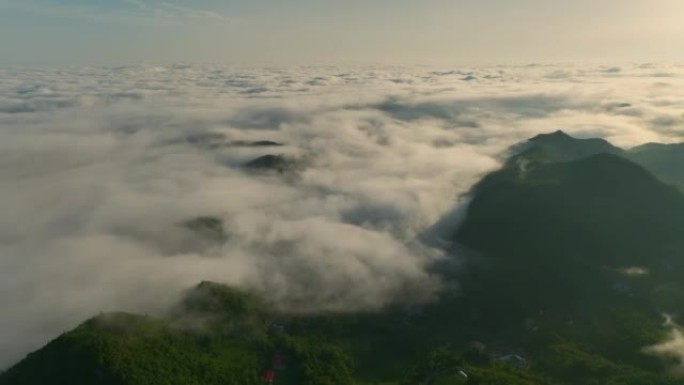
513, 130, 684, 189
242, 154, 304, 174
181, 132, 284, 149
627, 142, 684, 188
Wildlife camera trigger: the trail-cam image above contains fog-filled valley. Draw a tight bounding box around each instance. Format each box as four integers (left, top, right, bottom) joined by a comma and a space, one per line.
3, 63, 684, 384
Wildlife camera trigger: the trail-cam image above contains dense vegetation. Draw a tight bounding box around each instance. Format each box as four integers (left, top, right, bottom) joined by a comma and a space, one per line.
4, 132, 684, 384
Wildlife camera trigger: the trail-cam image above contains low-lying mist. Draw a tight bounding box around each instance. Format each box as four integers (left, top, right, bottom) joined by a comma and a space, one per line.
1, 63, 683, 368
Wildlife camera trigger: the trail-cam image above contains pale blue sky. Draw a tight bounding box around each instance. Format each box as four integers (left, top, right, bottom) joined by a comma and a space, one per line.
1, 0, 683, 66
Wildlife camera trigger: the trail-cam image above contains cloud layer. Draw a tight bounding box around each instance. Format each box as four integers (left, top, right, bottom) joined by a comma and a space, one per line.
1, 63, 684, 368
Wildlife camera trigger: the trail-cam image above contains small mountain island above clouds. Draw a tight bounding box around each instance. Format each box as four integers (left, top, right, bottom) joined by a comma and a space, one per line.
5, 132, 684, 385
513, 129, 623, 162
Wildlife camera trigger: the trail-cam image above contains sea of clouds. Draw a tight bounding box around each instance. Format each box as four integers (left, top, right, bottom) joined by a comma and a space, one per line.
1, 63, 684, 368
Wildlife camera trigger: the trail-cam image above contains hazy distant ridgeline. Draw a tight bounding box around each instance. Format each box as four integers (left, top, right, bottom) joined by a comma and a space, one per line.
1, 63, 683, 368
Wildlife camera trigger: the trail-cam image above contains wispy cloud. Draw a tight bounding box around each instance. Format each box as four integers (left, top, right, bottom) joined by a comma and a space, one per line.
122, 0, 237, 24
0, 0, 238, 26
157, 2, 236, 23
